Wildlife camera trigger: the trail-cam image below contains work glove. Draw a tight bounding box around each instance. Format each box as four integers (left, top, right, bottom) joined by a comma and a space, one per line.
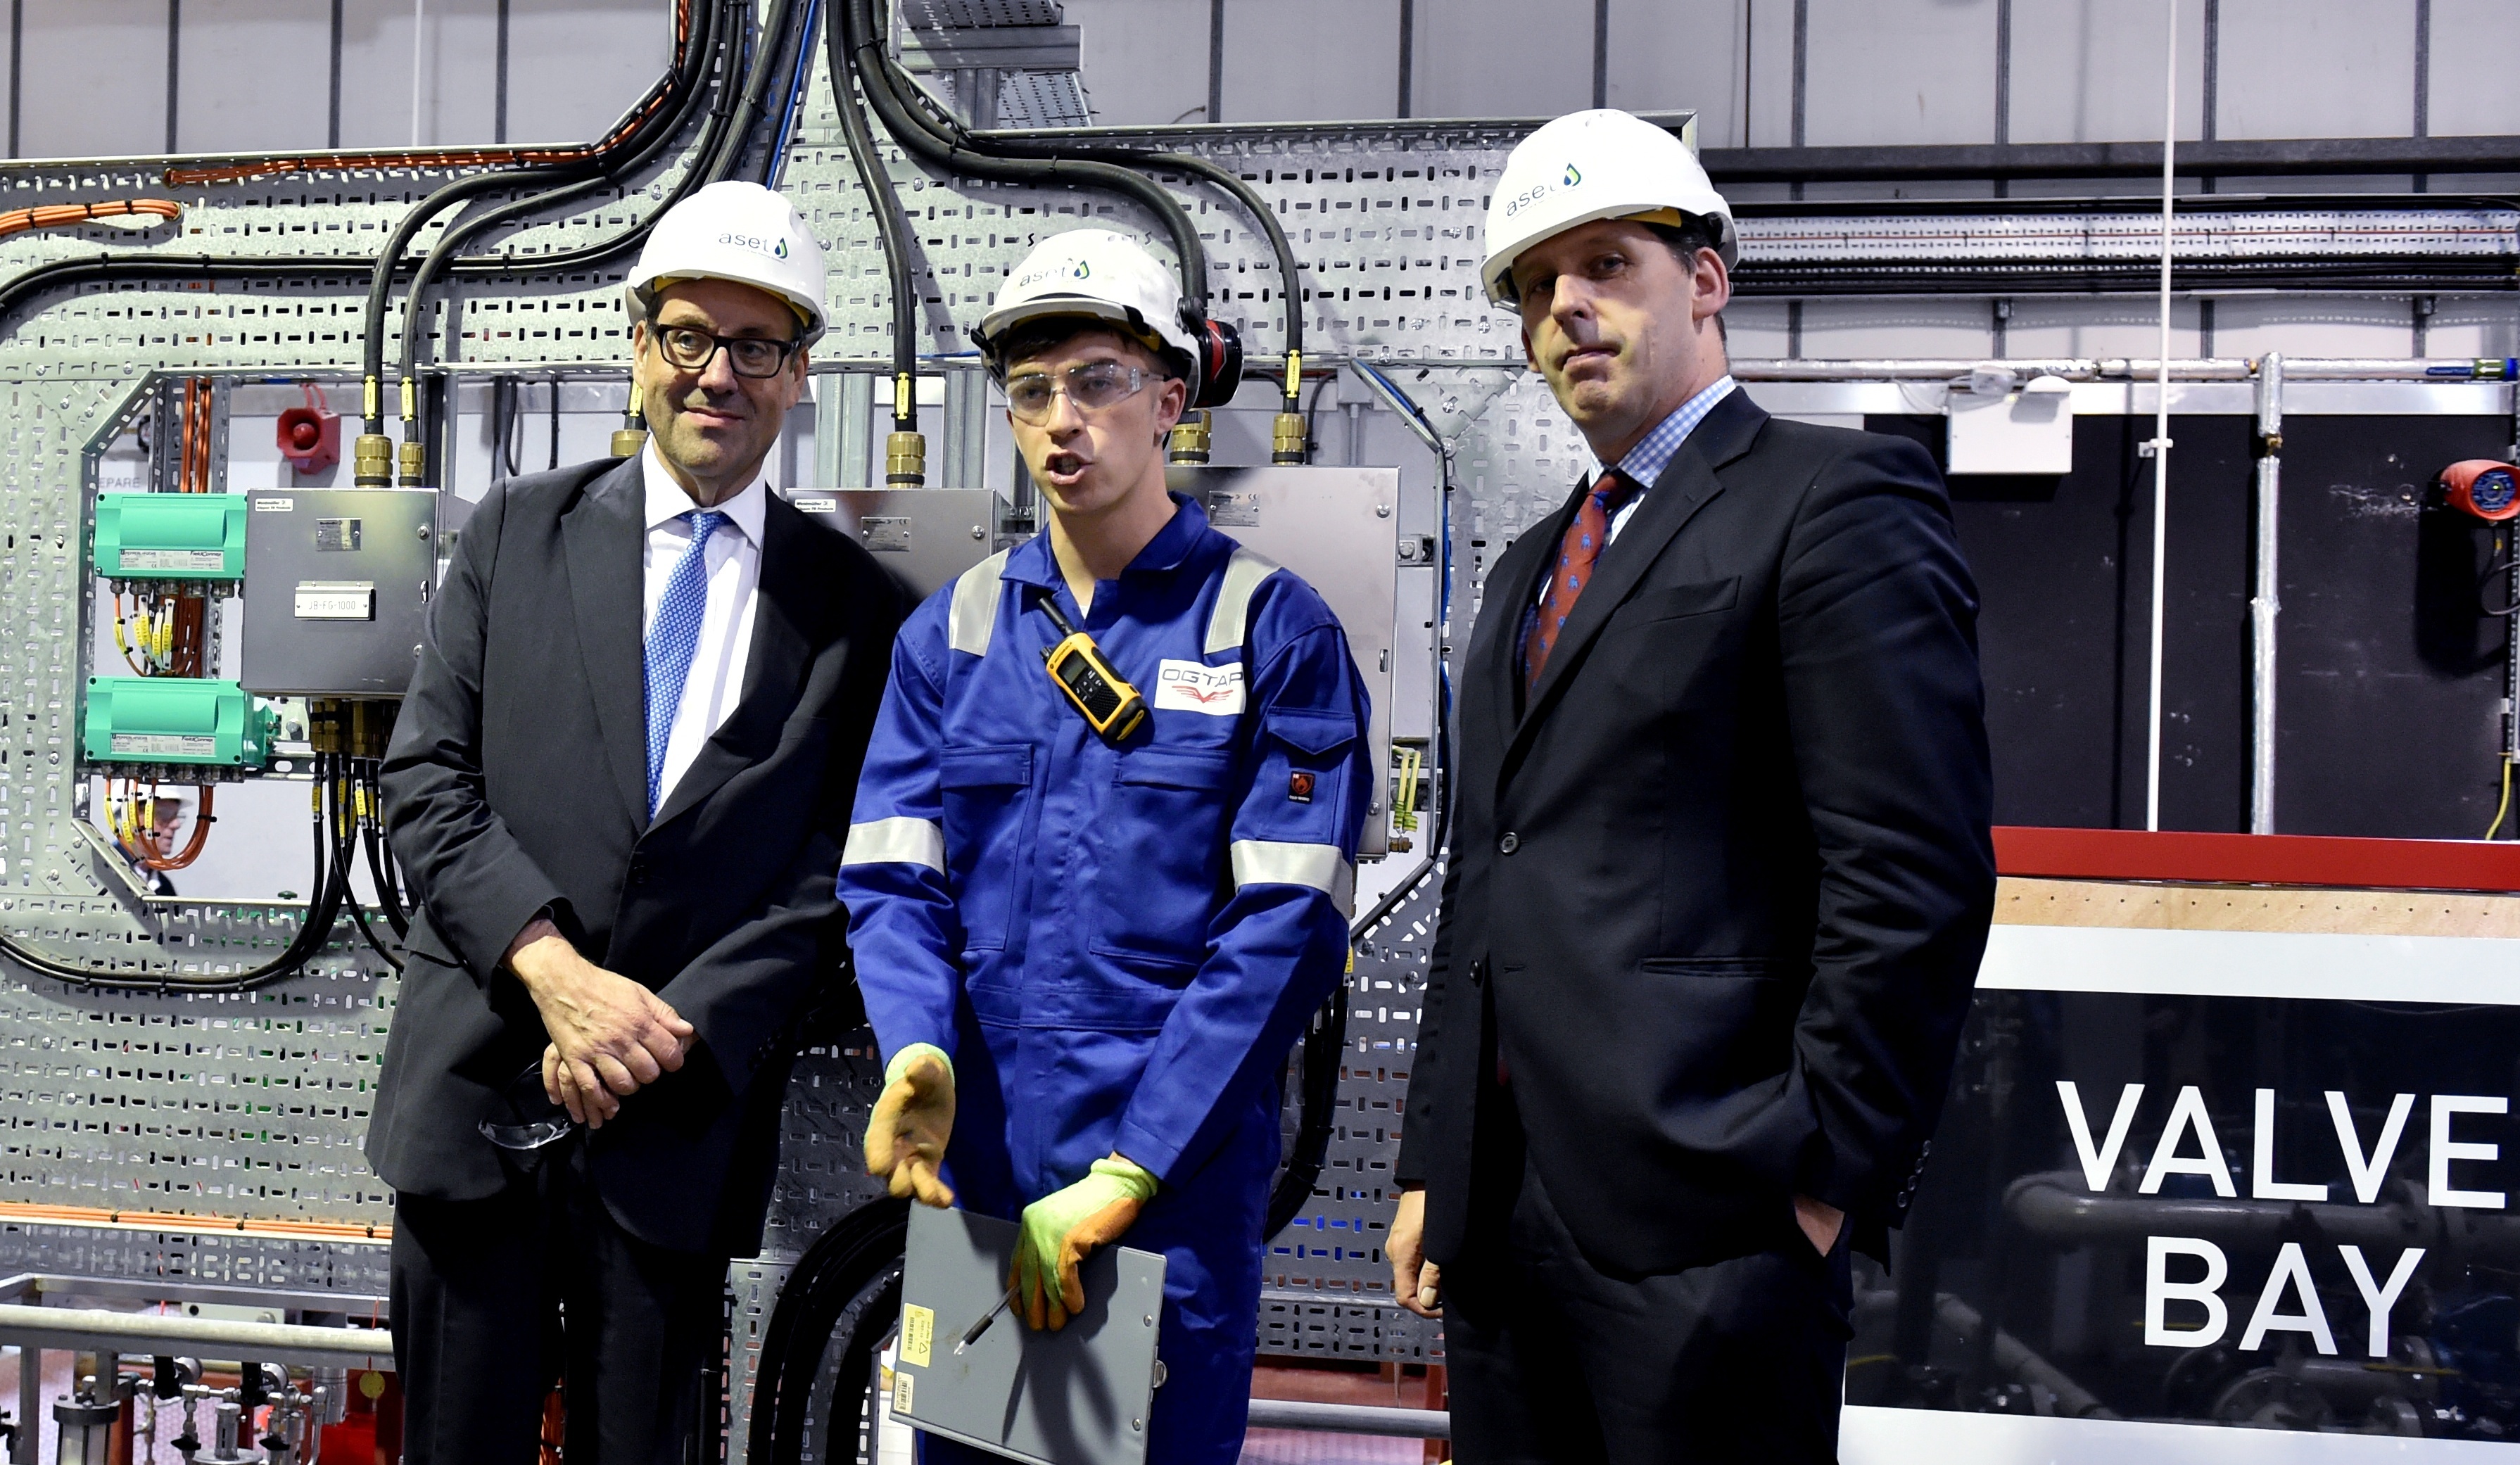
1011, 1155, 1158, 1332
864, 1043, 956, 1207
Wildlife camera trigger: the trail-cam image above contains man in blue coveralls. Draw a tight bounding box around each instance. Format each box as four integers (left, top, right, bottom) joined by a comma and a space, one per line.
836, 227, 1372, 1463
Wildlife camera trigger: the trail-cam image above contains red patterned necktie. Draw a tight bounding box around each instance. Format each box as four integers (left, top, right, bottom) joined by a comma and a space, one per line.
1524, 468, 1640, 696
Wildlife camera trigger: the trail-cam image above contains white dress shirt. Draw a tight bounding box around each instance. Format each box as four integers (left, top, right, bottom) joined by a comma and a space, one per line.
640, 442, 766, 810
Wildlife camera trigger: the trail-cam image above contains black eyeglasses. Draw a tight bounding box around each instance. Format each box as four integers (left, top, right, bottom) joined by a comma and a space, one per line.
652, 324, 803, 379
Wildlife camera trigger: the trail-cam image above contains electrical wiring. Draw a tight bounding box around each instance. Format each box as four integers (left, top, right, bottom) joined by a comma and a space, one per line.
762, 0, 823, 189
2490, 757, 2514, 841
840, 0, 1210, 311
823, 0, 922, 437
0, 763, 350, 991
0, 199, 180, 239
360, 0, 731, 447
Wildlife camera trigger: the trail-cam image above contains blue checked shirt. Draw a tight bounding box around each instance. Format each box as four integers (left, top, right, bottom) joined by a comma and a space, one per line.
1533, 374, 1737, 611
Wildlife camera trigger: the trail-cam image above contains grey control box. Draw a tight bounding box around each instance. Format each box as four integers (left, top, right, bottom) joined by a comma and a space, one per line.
239, 488, 436, 697
781, 487, 1009, 602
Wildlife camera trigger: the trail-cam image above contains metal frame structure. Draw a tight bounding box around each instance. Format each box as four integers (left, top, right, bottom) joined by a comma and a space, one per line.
0, 4, 2507, 1457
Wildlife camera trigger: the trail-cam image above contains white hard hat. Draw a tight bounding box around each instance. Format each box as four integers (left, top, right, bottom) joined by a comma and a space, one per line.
975, 229, 1195, 372
1481, 109, 1737, 306
625, 179, 828, 345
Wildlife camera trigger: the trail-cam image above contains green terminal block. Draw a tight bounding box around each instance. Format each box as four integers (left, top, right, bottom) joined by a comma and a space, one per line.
92, 493, 248, 583
82, 677, 276, 769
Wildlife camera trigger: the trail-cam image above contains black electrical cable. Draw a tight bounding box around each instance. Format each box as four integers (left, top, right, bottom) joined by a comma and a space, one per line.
967, 129, 1308, 414
841, 0, 1208, 312
392, 0, 740, 418
362, 0, 733, 442
699, 0, 804, 187
823, 0, 920, 434
0, 758, 352, 993
748, 1194, 908, 1464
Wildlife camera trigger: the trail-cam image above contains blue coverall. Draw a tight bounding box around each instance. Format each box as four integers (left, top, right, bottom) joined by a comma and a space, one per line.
837, 494, 1371, 1464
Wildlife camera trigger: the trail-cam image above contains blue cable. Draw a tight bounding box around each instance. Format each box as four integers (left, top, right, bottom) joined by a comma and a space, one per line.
764, 0, 822, 189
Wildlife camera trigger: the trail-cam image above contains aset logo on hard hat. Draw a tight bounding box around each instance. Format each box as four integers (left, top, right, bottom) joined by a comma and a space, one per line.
1072, 260, 1091, 279
716, 230, 791, 262
1502, 163, 1588, 222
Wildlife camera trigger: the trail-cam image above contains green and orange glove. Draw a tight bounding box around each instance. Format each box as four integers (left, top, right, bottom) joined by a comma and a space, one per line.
864, 1044, 956, 1207
1011, 1155, 1158, 1331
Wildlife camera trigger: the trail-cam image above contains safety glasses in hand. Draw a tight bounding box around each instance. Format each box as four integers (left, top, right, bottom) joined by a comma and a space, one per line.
477, 1062, 579, 1153
652, 325, 802, 380
1004, 362, 1149, 425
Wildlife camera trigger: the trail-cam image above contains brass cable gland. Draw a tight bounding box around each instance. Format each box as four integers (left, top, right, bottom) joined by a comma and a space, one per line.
352, 433, 394, 486
1272, 411, 1308, 465
612, 426, 648, 457
1167, 410, 1212, 466
886, 431, 927, 486
396, 439, 427, 488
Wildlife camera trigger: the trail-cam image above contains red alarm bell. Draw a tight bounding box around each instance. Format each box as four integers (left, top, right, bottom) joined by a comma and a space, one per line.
2443, 459, 2520, 522
277, 382, 339, 475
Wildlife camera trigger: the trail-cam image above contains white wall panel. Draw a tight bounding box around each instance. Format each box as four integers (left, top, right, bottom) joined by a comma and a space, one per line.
2426, 0, 2520, 139
1065, 0, 1208, 125
177, 0, 330, 156
2002, 296, 2204, 360
1796, 298, 1998, 360
2208, 298, 2419, 359
1215, 0, 1401, 124
20, 0, 167, 160
2216, 0, 2415, 141
503, 0, 673, 145
1603, 0, 1748, 146
2007, 0, 2204, 145
2419, 302, 2520, 360
1409, 0, 1591, 121
337, 0, 493, 148
1803, 0, 1998, 148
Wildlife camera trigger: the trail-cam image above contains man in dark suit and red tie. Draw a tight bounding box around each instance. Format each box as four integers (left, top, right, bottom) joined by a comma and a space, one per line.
1388, 109, 1997, 1464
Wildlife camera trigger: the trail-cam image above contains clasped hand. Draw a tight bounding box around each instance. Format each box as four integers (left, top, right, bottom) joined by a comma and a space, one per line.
506, 918, 693, 1128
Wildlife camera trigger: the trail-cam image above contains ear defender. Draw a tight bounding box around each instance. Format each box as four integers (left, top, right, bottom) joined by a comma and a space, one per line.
1187, 316, 1244, 411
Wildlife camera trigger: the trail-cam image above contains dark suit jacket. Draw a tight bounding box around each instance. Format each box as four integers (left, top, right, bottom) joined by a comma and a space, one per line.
1394, 388, 1995, 1279
368, 455, 904, 1255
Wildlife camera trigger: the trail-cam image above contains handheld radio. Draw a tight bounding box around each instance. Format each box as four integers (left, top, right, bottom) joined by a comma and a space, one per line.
1032, 592, 1148, 744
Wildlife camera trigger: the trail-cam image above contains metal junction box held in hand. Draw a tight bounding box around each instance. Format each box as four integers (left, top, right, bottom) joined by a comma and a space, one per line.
239, 489, 436, 697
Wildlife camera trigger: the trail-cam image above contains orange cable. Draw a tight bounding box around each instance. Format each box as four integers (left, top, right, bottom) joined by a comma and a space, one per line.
0, 1200, 390, 1243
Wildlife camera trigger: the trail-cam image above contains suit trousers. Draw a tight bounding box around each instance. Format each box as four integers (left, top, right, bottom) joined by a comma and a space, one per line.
1442, 1143, 1853, 1465
389, 1140, 727, 1465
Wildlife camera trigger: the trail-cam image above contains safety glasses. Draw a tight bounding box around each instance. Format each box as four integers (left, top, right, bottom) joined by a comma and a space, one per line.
477, 1063, 578, 1154
1004, 361, 1149, 425
652, 324, 802, 379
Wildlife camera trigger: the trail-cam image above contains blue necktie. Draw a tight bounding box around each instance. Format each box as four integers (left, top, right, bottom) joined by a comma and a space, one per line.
644, 509, 730, 816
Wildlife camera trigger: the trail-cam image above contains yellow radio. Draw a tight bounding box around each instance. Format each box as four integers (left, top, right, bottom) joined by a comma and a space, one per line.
1032, 593, 1148, 744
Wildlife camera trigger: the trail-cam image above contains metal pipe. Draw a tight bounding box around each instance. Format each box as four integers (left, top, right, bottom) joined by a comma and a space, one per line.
2002, 1172, 2520, 1260
1243, 1399, 1450, 1439
1700, 132, 2520, 184
2250, 352, 2283, 833
0, 1305, 394, 1369
2144, 0, 2180, 835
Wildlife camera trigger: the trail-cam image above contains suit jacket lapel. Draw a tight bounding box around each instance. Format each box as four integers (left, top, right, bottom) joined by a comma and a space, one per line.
562, 456, 652, 828
1512, 388, 1771, 745
650, 493, 816, 829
